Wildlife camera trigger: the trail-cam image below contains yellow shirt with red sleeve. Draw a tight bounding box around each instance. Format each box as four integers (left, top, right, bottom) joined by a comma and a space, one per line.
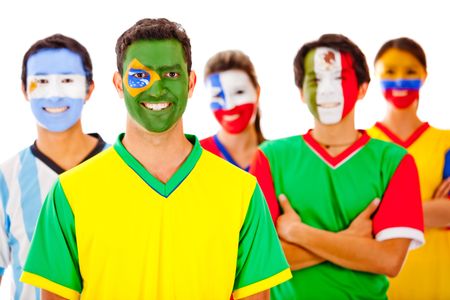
368, 122, 450, 300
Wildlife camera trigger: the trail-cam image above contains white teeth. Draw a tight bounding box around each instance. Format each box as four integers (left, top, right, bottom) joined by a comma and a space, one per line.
44, 106, 69, 113
223, 114, 239, 121
392, 90, 408, 97
142, 102, 170, 111
317, 102, 341, 108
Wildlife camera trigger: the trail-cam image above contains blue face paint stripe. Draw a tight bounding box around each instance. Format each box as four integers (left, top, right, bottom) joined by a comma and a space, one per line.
380, 79, 421, 90
208, 73, 226, 110
27, 48, 86, 76
444, 150, 450, 179
19, 150, 42, 242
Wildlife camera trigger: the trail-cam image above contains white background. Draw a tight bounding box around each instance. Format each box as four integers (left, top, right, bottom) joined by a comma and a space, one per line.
1, 0, 449, 298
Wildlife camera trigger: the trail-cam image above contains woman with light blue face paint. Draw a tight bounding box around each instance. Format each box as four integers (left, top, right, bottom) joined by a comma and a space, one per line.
0, 34, 108, 300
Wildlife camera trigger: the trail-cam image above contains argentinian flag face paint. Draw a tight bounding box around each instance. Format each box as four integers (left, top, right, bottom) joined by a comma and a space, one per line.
206, 70, 257, 134
26, 48, 87, 132
375, 48, 426, 109
303, 47, 359, 125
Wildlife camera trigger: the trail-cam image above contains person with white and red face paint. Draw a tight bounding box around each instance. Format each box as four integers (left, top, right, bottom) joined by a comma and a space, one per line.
250, 34, 425, 300
0, 34, 107, 300
368, 37, 450, 300
201, 51, 263, 168
201, 51, 281, 223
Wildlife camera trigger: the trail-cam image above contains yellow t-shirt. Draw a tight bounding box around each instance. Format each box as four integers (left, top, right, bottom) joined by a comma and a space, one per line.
368, 122, 450, 300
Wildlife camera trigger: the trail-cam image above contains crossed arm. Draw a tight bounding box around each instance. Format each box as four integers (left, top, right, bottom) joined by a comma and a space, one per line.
277, 195, 411, 277
423, 178, 450, 229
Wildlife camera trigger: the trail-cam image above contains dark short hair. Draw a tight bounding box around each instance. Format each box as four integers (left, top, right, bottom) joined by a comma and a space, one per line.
204, 50, 265, 144
294, 34, 370, 89
374, 37, 426, 71
115, 18, 192, 75
21, 34, 93, 90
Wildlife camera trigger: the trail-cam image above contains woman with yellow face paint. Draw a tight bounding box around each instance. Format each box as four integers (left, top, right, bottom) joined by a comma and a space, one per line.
368, 37, 450, 300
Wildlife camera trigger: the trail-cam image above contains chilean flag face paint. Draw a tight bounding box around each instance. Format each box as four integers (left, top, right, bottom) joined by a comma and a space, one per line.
206, 70, 257, 134
302, 47, 359, 125
375, 48, 426, 109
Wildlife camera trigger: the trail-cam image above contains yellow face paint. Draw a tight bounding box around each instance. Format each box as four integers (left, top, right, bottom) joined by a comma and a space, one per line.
124, 58, 161, 97
29, 80, 37, 93
375, 48, 426, 81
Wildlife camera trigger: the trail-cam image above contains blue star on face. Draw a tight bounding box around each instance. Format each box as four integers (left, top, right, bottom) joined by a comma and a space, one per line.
128, 68, 151, 88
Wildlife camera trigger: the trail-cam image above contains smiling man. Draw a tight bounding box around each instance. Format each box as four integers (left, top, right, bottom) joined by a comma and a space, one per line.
0, 34, 107, 300
20, 18, 290, 300
250, 34, 425, 299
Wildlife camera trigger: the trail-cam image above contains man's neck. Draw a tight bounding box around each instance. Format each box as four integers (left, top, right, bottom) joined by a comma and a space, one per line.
382, 103, 423, 140
311, 111, 359, 156
122, 118, 193, 183
36, 121, 98, 171
216, 125, 258, 168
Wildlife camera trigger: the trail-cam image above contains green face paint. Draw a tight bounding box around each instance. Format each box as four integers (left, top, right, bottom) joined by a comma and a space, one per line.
122, 39, 189, 133
302, 49, 320, 120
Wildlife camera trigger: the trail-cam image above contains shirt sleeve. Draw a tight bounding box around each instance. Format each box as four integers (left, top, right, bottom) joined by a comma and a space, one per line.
0, 171, 10, 276
373, 154, 424, 250
249, 149, 280, 222
20, 179, 81, 300
232, 183, 291, 299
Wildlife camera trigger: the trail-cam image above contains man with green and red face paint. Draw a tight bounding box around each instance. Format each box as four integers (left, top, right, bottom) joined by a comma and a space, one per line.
20, 18, 291, 300
250, 34, 425, 300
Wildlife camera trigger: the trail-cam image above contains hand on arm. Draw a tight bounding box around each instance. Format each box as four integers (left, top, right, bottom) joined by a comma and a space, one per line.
277, 195, 410, 277
424, 178, 450, 229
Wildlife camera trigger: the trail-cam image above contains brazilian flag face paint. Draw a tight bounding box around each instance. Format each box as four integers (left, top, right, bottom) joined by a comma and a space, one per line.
375, 48, 426, 109
122, 40, 189, 133
302, 47, 359, 125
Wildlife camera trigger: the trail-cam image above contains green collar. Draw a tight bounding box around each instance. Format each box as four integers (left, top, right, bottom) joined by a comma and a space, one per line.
113, 133, 202, 197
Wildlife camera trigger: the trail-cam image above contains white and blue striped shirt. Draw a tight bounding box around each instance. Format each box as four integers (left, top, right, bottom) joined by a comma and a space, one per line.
0, 134, 107, 300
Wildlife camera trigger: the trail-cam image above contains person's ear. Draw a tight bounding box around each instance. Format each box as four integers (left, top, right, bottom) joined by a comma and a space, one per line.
357, 82, 369, 100
188, 70, 197, 98
84, 81, 95, 102
113, 72, 124, 98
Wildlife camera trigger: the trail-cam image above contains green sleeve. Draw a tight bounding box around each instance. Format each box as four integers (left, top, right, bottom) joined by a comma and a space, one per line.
22, 179, 82, 293
233, 183, 290, 296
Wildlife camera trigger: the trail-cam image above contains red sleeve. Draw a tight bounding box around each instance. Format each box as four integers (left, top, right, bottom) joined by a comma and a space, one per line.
200, 136, 221, 157
373, 154, 424, 249
249, 149, 280, 223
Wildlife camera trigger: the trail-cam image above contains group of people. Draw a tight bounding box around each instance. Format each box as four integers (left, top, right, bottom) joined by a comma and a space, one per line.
0, 17, 448, 300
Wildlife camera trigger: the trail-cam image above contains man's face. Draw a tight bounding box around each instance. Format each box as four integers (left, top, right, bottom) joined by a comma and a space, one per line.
122, 39, 190, 133
205, 70, 257, 134
26, 48, 87, 132
302, 47, 359, 125
375, 48, 426, 109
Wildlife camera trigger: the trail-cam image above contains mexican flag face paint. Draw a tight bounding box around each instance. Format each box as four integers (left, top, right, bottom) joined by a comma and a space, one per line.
205, 70, 257, 134
122, 40, 190, 133
375, 48, 426, 109
303, 47, 359, 125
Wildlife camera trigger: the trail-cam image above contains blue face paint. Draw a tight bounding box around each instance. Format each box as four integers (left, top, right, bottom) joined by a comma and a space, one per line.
26, 48, 88, 132
128, 68, 150, 88
380, 79, 422, 91
207, 73, 226, 111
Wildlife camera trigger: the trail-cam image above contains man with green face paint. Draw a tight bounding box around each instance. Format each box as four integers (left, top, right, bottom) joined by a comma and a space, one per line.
20, 18, 290, 300
250, 34, 424, 299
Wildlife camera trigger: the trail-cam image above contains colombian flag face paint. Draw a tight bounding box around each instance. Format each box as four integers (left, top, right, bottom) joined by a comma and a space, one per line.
206, 70, 257, 134
375, 48, 426, 109
124, 58, 161, 97
302, 47, 359, 125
